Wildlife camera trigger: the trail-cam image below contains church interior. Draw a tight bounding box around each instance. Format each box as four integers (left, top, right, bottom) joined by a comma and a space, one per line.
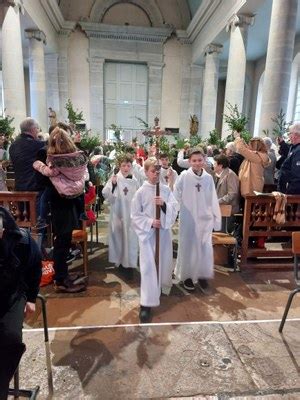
1, 0, 300, 399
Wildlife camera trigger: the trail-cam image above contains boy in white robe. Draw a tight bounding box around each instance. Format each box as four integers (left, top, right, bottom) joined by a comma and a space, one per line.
174, 148, 221, 293
159, 153, 178, 191
131, 158, 178, 323
102, 155, 139, 280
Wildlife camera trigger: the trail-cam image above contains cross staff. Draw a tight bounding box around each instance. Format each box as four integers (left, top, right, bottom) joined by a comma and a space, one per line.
143, 117, 172, 279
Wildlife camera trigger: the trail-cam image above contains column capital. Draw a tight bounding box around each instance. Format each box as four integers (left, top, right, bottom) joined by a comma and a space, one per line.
25, 29, 47, 45
148, 61, 165, 69
204, 43, 223, 56
226, 14, 255, 32
88, 56, 105, 65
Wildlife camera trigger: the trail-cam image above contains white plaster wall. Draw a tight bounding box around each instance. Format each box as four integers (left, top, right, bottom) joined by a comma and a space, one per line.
161, 38, 182, 129
68, 30, 90, 128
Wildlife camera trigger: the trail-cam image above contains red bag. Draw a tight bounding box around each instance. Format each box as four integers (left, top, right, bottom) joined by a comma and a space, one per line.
40, 260, 55, 287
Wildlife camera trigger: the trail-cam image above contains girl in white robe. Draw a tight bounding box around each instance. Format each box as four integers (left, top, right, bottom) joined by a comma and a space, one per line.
102, 157, 139, 272
131, 158, 178, 321
174, 148, 221, 292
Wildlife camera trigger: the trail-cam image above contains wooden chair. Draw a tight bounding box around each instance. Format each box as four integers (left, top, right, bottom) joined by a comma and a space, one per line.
85, 196, 99, 254
0, 191, 42, 248
212, 204, 238, 271
279, 232, 300, 332
72, 221, 88, 277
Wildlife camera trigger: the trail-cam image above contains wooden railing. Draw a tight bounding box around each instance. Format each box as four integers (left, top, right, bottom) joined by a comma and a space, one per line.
241, 194, 300, 269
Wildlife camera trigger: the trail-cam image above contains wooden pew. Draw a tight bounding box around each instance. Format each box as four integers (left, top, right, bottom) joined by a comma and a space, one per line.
241, 194, 300, 269
0, 191, 38, 230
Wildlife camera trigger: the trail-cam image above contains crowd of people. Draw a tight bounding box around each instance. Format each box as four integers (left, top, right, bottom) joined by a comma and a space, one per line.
0, 117, 300, 395
0, 118, 300, 322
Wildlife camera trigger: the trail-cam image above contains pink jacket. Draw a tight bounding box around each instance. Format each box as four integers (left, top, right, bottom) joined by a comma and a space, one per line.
33, 151, 88, 197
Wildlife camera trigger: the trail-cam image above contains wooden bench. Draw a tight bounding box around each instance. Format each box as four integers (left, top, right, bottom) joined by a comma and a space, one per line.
241, 194, 300, 269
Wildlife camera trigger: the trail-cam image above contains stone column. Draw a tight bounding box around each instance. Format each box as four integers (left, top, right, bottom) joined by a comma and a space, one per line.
259, 0, 298, 136
58, 31, 71, 121
2, 2, 26, 130
25, 29, 48, 131
201, 43, 222, 138
222, 14, 254, 137
88, 56, 104, 135
148, 62, 164, 125
45, 54, 60, 118
188, 64, 203, 132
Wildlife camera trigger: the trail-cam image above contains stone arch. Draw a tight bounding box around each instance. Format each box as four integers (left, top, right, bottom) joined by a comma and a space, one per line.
102, 3, 152, 27
90, 0, 164, 27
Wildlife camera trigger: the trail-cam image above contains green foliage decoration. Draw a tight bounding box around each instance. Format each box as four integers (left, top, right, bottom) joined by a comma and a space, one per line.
223, 102, 249, 133
0, 113, 15, 141
271, 109, 291, 137
65, 99, 84, 125
78, 131, 101, 154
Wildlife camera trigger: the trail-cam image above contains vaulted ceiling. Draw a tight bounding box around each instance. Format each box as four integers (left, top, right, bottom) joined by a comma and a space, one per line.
56, 0, 202, 29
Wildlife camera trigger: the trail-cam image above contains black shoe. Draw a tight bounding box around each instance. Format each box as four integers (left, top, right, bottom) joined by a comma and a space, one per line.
119, 265, 134, 280
54, 278, 86, 293
198, 279, 212, 295
118, 264, 125, 272
124, 268, 134, 280
66, 252, 76, 265
139, 306, 151, 323
183, 278, 195, 291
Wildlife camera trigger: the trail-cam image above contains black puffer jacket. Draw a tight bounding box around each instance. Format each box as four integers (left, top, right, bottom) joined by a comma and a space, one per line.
0, 207, 42, 316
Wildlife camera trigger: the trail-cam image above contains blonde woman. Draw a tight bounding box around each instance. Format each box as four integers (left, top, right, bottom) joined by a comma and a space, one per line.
234, 132, 270, 197
33, 126, 88, 293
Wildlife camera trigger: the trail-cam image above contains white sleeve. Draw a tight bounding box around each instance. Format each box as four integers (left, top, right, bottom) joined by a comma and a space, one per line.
131, 191, 154, 242
177, 150, 189, 169
211, 178, 222, 231
174, 173, 184, 203
102, 179, 117, 203
160, 189, 179, 229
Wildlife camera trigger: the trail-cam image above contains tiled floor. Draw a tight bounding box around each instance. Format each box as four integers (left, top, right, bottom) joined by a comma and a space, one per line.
16, 211, 300, 399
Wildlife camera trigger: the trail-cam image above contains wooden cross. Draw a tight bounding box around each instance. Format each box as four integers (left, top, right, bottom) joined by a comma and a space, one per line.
195, 183, 201, 192
142, 117, 173, 277
123, 187, 129, 196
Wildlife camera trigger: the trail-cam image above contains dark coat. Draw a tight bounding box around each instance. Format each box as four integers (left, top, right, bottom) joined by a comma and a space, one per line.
278, 143, 300, 194
9, 134, 45, 191
228, 152, 244, 176
0, 207, 42, 317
